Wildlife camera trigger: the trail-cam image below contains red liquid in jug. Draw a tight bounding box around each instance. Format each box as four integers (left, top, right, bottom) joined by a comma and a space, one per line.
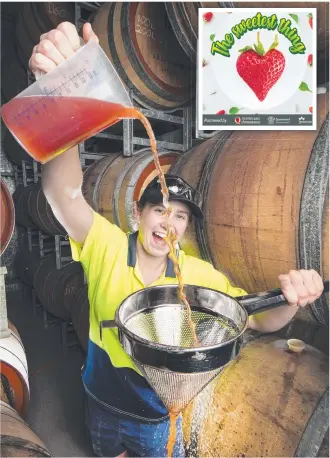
1, 96, 137, 163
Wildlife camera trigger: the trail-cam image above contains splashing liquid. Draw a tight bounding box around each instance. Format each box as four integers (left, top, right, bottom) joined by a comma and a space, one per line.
167, 411, 179, 458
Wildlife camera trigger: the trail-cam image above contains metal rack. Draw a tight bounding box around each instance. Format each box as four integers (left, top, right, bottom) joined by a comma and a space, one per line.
14, 1, 204, 353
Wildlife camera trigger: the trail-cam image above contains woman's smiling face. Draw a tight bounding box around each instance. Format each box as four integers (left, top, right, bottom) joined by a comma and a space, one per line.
136, 200, 191, 257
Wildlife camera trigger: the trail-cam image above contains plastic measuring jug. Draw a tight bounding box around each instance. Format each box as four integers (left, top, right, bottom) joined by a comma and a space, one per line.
1, 41, 134, 164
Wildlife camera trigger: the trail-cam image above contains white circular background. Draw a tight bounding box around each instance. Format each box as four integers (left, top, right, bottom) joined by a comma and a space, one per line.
206, 11, 310, 111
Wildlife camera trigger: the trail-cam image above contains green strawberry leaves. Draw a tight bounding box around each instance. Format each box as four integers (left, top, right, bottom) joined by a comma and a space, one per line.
239, 32, 279, 56
299, 81, 312, 92
267, 34, 280, 53
210, 34, 215, 41
253, 32, 265, 55
289, 14, 299, 24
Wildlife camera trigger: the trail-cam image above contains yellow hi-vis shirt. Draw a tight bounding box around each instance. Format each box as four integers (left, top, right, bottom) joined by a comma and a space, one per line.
70, 211, 247, 420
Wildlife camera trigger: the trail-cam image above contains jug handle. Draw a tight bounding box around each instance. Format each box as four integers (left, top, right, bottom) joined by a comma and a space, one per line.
236, 280, 329, 316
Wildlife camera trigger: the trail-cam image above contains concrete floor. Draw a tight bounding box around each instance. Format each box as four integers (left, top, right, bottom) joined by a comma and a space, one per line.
6, 288, 94, 457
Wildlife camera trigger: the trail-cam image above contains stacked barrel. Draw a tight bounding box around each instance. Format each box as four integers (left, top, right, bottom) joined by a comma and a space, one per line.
0, 317, 51, 456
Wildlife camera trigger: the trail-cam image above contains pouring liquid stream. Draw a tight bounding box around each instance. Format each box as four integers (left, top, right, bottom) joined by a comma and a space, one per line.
133, 110, 199, 348
133, 110, 195, 458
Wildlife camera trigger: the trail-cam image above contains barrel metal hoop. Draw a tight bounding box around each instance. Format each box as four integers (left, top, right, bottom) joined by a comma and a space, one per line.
295, 387, 329, 457
299, 115, 329, 325
121, 2, 191, 103
112, 151, 150, 228
197, 132, 233, 264
165, 3, 195, 62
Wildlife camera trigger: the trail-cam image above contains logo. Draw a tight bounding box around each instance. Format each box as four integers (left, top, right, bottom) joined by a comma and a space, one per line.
299, 116, 305, 121
267, 116, 276, 125
235, 117, 241, 124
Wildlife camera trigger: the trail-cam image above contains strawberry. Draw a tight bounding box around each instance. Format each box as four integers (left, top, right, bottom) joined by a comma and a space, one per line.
203, 12, 213, 23
309, 106, 313, 113
307, 54, 312, 67
236, 33, 285, 102
308, 13, 313, 29
217, 110, 225, 114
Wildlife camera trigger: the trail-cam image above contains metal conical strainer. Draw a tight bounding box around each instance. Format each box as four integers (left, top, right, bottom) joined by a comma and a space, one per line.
100, 282, 329, 412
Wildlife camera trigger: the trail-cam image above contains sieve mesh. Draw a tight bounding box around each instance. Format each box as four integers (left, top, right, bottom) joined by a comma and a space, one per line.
124, 305, 239, 348
135, 361, 224, 412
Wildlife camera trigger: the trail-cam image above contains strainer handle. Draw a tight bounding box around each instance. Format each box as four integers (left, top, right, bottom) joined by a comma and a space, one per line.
237, 280, 329, 316
99, 320, 116, 340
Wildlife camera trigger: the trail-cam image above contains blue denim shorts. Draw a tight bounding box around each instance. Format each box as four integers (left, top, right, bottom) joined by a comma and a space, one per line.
86, 395, 185, 457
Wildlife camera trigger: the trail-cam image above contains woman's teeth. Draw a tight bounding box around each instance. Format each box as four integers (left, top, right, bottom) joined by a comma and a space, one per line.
153, 231, 166, 238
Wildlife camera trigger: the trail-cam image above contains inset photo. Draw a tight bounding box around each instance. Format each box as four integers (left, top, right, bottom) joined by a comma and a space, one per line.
198, 8, 317, 130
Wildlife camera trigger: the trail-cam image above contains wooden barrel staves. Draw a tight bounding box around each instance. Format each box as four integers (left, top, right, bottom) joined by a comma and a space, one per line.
70, 285, 90, 352
13, 184, 65, 235
165, 2, 234, 62
1, 401, 51, 457
182, 335, 329, 457
0, 322, 29, 417
0, 179, 15, 256
92, 2, 194, 111
170, 93, 329, 325
16, 2, 75, 69
82, 149, 179, 232
33, 253, 85, 321
28, 183, 66, 235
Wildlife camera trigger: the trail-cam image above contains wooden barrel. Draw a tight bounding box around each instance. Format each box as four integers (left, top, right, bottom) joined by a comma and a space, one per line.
0, 401, 51, 457
33, 253, 84, 320
169, 132, 231, 259
0, 322, 29, 417
71, 285, 89, 352
16, 2, 75, 69
1, 179, 15, 256
170, 93, 329, 325
28, 183, 65, 235
92, 2, 194, 111
182, 335, 329, 457
82, 149, 179, 233
13, 184, 65, 235
165, 2, 233, 62
233, 2, 329, 85
3, 130, 32, 165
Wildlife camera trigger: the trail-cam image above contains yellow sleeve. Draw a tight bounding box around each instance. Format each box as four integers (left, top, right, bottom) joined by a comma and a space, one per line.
69, 211, 126, 286
207, 266, 247, 298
